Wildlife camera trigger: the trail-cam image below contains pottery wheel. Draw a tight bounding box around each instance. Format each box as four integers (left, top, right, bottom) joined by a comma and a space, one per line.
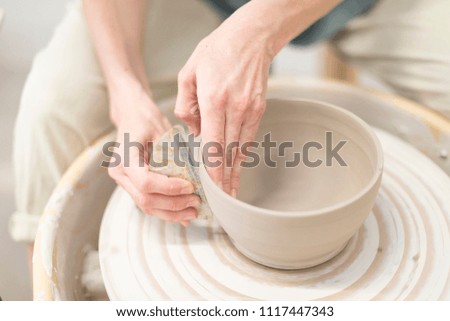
99, 129, 450, 300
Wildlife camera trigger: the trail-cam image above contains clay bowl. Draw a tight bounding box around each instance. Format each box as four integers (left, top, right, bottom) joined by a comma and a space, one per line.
199, 99, 383, 269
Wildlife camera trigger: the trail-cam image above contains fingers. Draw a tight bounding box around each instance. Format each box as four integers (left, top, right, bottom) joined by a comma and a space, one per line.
151, 207, 198, 223
108, 137, 199, 225
131, 169, 195, 195
140, 193, 200, 212
222, 105, 244, 194
109, 167, 199, 223
178, 67, 226, 187
199, 98, 226, 188
126, 148, 195, 195
230, 99, 266, 196
109, 165, 143, 206
175, 68, 201, 136
136, 192, 200, 222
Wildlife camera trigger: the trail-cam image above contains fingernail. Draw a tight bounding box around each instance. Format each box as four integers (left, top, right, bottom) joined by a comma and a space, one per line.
182, 184, 195, 194
231, 189, 237, 198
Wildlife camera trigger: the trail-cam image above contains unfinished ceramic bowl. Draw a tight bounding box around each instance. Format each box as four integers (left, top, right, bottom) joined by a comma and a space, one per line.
199, 99, 383, 269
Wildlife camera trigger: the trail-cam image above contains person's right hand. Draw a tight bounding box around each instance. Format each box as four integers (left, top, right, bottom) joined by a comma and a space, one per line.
108, 80, 200, 226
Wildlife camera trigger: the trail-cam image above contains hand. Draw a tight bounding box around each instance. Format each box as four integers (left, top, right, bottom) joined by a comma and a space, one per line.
108, 80, 200, 226
175, 15, 273, 197
175, 0, 343, 196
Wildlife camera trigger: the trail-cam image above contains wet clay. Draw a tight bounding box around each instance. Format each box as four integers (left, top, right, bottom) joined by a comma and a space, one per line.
238, 99, 378, 212
33, 79, 450, 300
99, 128, 450, 300
200, 99, 383, 269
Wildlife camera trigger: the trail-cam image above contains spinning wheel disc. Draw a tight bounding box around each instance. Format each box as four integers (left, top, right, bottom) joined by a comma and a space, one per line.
99, 129, 450, 300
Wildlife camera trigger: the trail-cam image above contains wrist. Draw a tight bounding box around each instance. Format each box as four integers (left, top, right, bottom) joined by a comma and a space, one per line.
105, 66, 138, 92
127, 49, 152, 93
233, 0, 342, 56
108, 74, 155, 127
103, 43, 150, 92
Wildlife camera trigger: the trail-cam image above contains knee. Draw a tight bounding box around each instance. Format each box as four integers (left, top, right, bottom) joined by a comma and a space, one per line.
15, 73, 63, 143
14, 66, 84, 161
15, 56, 109, 148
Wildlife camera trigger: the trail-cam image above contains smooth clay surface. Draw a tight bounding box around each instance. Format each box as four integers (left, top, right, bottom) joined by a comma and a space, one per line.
99, 128, 450, 300
237, 100, 377, 212
200, 99, 383, 269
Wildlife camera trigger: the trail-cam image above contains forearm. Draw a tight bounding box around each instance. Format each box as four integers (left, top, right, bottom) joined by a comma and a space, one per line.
115, 0, 150, 91
82, 0, 149, 99
225, 0, 343, 57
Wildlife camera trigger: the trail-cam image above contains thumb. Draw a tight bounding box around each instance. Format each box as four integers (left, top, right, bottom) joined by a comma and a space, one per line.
175, 68, 201, 136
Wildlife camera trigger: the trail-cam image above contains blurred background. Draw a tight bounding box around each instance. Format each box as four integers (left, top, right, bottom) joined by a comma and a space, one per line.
0, 0, 384, 300
0, 0, 69, 300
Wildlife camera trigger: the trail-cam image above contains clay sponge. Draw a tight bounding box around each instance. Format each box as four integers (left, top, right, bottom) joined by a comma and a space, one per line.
149, 125, 212, 220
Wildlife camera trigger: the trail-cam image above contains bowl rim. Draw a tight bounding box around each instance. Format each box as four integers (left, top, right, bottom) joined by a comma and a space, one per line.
199, 98, 384, 218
